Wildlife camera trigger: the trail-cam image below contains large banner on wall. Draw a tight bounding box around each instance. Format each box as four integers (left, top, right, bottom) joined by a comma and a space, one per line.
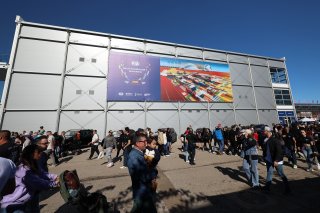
107, 51, 233, 102
107, 51, 161, 101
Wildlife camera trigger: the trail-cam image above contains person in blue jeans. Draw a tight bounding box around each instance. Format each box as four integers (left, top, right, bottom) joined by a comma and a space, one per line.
262, 127, 290, 194
241, 129, 260, 189
299, 129, 320, 171
120, 129, 132, 169
213, 124, 224, 154
127, 133, 156, 213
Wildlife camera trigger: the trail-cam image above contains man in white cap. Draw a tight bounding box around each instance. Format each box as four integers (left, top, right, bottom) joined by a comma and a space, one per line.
262, 126, 290, 194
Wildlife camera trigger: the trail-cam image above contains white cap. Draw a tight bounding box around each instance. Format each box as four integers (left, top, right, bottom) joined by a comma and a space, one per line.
264, 126, 272, 132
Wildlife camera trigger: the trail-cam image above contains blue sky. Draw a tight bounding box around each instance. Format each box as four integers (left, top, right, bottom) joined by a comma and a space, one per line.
0, 0, 319, 103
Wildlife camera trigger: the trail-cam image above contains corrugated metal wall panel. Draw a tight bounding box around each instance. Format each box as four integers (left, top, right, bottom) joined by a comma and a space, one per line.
254, 87, 276, 109
268, 60, 285, 68
180, 102, 208, 110
107, 102, 145, 110
146, 43, 175, 55
229, 63, 251, 86
176, 47, 202, 58
235, 110, 258, 125
147, 102, 178, 110
146, 111, 179, 132
111, 38, 144, 51
209, 102, 234, 110
211, 110, 235, 127
249, 57, 267, 66
14, 39, 65, 74
251, 65, 271, 87
69, 33, 108, 46
180, 110, 209, 130
2, 111, 57, 133
20, 26, 67, 42
66, 45, 108, 76
59, 111, 105, 136
258, 110, 278, 126
232, 86, 256, 109
6, 73, 61, 109
107, 111, 145, 130
228, 54, 248, 64
62, 76, 106, 110
204, 51, 227, 61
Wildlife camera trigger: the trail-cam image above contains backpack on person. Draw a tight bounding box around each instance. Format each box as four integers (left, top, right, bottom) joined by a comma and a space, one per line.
169, 128, 177, 143
58, 170, 109, 213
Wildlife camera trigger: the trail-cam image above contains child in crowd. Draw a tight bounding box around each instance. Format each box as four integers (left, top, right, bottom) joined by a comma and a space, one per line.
145, 137, 161, 192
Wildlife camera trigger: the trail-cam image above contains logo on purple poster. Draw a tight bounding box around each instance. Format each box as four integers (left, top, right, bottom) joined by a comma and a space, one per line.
107, 51, 160, 101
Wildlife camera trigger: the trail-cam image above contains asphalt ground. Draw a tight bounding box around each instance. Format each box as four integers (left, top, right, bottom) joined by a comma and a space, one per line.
40, 142, 320, 213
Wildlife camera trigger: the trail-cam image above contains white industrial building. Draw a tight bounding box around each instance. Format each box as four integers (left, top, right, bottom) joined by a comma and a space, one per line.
0, 16, 296, 136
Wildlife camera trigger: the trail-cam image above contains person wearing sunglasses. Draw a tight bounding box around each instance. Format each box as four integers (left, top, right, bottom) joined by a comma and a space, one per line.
127, 133, 157, 213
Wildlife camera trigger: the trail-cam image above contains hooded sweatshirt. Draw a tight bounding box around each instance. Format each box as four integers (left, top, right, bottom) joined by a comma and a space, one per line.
1, 164, 57, 208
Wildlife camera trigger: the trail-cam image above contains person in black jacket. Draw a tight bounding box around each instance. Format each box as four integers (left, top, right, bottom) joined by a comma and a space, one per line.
186, 128, 197, 165
263, 127, 290, 194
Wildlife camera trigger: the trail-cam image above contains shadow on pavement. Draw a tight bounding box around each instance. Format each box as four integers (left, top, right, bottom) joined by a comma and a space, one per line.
59, 156, 73, 164
51, 175, 320, 213
168, 177, 320, 213
39, 187, 59, 202
215, 166, 249, 185
96, 185, 116, 193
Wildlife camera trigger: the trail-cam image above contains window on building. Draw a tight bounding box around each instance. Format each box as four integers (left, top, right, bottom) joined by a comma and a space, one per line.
274, 89, 292, 105
270, 68, 287, 84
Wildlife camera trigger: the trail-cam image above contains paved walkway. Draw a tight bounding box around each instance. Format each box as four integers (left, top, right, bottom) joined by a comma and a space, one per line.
40, 142, 320, 212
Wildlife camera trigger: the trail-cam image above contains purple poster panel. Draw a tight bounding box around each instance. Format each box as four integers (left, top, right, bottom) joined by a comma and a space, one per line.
107, 51, 160, 101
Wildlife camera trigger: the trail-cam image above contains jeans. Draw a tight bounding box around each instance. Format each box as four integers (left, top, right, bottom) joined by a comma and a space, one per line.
302, 146, 319, 169
243, 157, 259, 187
285, 146, 297, 165
164, 142, 171, 155
265, 162, 289, 191
105, 147, 113, 163
217, 139, 224, 152
188, 145, 196, 163
184, 143, 189, 162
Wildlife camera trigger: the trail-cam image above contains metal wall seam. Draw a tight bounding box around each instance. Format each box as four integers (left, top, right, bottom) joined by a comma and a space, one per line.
0, 16, 23, 129
266, 60, 279, 123
144, 42, 147, 129
19, 36, 66, 44
55, 30, 71, 132
202, 50, 212, 130
177, 102, 181, 135
248, 58, 260, 124
226, 54, 238, 125
104, 37, 111, 136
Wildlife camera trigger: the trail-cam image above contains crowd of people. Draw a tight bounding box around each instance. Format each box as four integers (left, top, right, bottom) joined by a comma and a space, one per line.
1, 121, 320, 212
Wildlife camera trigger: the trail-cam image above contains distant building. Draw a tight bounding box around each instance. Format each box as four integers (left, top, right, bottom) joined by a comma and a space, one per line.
295, 103, 320, 119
